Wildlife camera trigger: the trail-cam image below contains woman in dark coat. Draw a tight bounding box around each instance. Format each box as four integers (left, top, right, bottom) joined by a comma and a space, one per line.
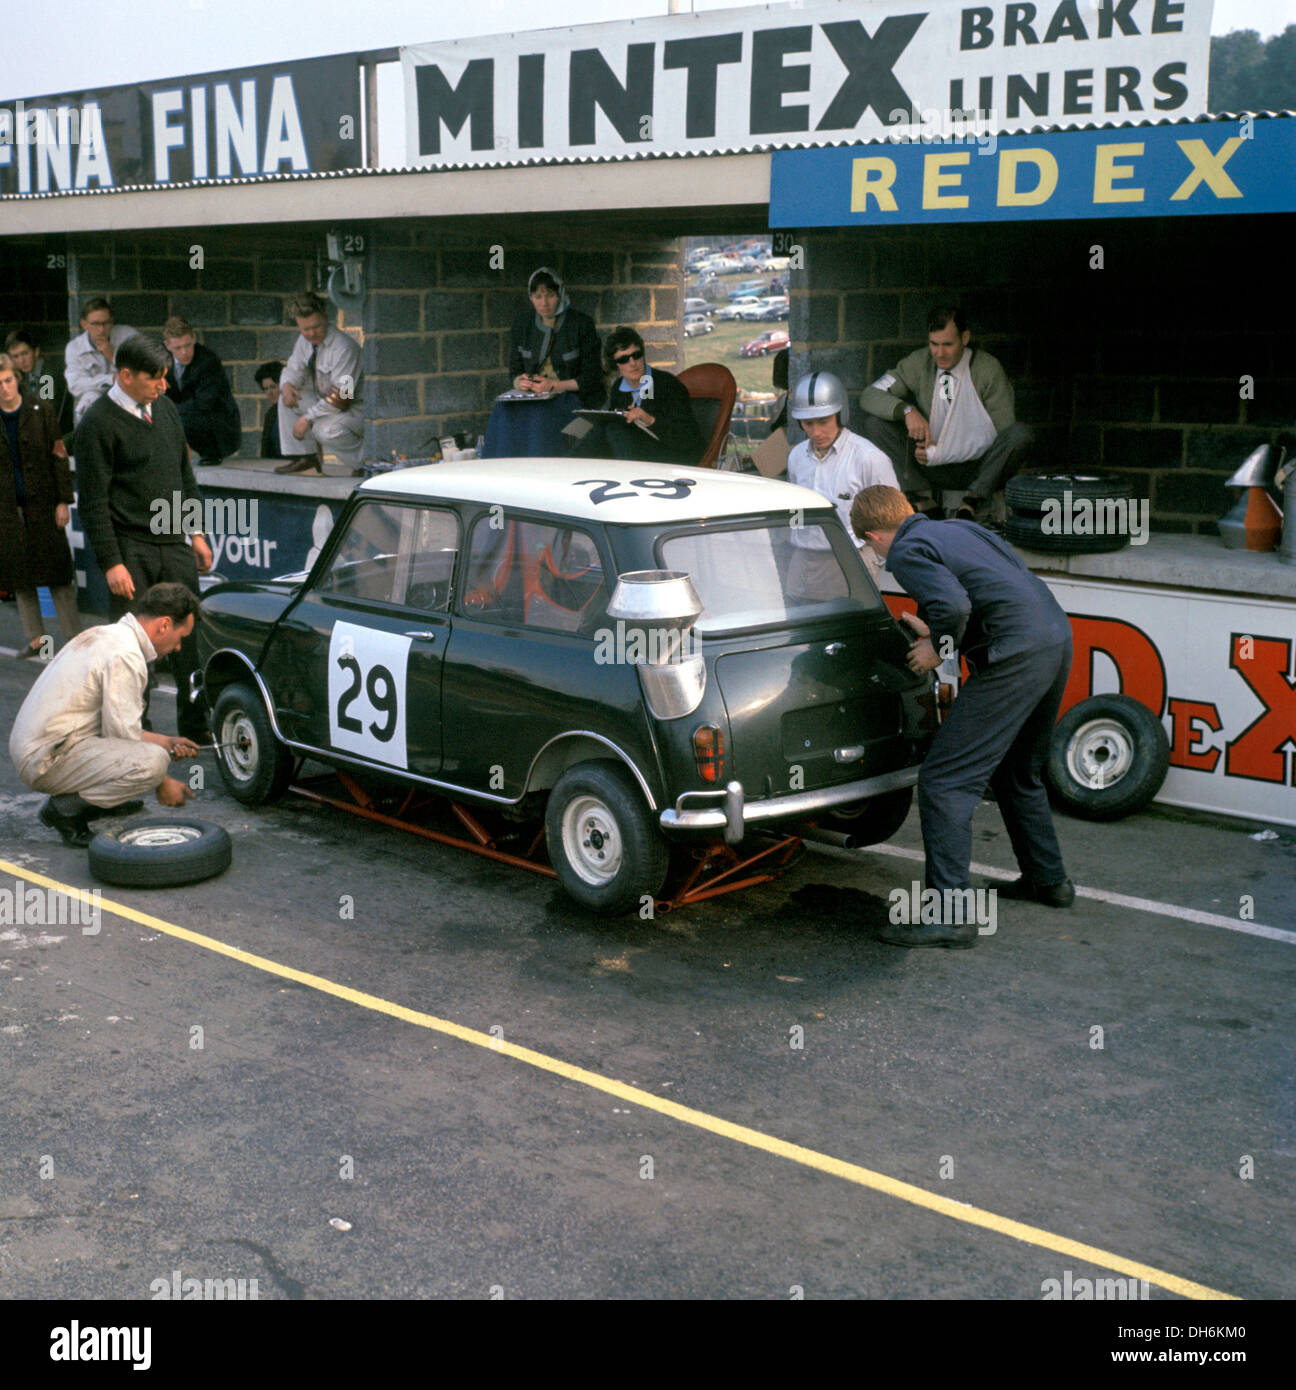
0, 353, 79, 656
576, 326, 705, 467
509, 266, 603, 407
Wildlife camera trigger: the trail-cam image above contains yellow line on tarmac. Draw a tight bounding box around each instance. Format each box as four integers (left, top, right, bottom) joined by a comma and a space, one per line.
2, 856, 1238, 1302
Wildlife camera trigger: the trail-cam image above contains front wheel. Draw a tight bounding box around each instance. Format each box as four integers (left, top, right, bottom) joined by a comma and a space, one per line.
545, 761, 668, 915
211, 682, 295, 805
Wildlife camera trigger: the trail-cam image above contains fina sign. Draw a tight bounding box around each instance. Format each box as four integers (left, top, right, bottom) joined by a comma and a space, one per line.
0, 55, 361, 193
401, 0, 1211, 168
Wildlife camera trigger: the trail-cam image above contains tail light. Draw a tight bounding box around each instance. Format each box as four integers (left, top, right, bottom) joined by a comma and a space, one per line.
693, 724, 725, 783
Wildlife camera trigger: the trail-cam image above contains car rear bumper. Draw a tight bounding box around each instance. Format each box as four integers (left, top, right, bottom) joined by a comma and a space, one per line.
660, 764, 920, 844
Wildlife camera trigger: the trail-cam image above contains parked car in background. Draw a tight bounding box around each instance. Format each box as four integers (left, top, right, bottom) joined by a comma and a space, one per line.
194, 459, 934, 914
683, 297, 713, 318
757, 297, 790, 321
763, 255, 790, 271
740, 329, 790, 357
684, 315, 714, 337
728, 278, 769, 299
733, 299, 770, 321
716, 298, 761, 321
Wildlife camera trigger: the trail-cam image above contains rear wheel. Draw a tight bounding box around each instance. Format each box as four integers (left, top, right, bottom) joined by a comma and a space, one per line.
211, 682, 294, 805
545, 761, 668, 915
821, 787, 913, 845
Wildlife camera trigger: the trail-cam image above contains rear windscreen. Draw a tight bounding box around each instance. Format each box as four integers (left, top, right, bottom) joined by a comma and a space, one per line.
659, 523, 884, 634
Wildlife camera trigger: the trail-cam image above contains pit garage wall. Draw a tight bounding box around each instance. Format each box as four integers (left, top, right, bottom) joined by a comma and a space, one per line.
61, 222, 685, 460
789, 213, 1295, 534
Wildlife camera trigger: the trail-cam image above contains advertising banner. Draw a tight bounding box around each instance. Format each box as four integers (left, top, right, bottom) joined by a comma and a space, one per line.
402, 0, 1212, 169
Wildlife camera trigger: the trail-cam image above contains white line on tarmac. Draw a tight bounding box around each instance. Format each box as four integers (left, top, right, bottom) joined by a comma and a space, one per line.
861, 843, 1296, 945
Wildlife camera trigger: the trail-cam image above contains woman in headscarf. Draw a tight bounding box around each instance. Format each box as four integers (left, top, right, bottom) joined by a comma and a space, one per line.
0, 353, 79, 657
509, 266, 603, 407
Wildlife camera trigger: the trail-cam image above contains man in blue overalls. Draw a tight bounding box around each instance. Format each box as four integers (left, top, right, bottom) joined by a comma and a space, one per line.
851, 485, 1075, 948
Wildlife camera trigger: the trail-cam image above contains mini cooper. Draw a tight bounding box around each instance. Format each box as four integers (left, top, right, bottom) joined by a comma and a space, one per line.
193, 459, 936, 913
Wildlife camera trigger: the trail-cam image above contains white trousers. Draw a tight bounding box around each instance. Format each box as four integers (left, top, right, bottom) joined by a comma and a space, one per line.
20, 738, 171, 808
278, 396, 364, 465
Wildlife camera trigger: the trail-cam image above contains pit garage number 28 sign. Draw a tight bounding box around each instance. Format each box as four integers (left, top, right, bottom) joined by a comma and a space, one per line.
328, 621, 410, 769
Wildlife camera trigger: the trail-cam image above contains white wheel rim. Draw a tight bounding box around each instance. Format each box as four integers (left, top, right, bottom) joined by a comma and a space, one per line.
220, 709, 259, 782
118, 825, 203, 847
562, 795, 624, 886
1066, 717, 1135, 790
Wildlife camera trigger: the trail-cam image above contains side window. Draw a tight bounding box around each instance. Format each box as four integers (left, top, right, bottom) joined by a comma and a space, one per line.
461, 514, 607, 634
314, 503, 459, 611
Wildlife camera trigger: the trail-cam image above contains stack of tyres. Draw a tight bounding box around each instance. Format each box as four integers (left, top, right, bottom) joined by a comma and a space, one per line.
1003, 473, 1133, 554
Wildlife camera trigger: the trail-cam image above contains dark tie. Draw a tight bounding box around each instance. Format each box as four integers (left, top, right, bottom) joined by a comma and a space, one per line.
307, 346, 318, 390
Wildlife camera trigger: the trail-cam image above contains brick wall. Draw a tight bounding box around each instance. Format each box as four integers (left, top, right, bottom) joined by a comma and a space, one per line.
0, 237, 71, 361
65, 223, 684, 461
791, 214, 1293, 533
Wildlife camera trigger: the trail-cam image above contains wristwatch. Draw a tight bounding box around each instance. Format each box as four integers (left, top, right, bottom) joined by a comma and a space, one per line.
902, 405, 914, 415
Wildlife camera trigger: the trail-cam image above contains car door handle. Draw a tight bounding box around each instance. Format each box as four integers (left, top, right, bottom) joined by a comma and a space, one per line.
834, 745, 865, 763
403, 631, 438, 641
825, 642, 845, 655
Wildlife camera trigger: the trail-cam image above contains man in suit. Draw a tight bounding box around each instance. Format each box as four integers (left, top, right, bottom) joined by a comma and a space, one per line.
162, 316, 242, 465
858, 305, 1032, 522
5, 328, 73, 439
851, 485, 1075, 949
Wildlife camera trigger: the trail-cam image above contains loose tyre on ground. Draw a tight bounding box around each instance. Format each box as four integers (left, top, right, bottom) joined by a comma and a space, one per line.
1045, 694, 1170, 820
545, 760, 669, 914
88, 820, 233, 888
211, 682, 295, 805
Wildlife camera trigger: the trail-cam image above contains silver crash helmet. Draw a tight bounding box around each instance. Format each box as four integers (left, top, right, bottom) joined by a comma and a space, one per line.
789, 370, 847, 424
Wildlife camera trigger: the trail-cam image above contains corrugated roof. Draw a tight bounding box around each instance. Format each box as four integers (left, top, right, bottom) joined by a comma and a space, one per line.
2, 110, 1291, 201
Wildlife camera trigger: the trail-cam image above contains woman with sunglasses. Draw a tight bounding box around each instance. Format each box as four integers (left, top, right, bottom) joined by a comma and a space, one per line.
576, 327, 704, 466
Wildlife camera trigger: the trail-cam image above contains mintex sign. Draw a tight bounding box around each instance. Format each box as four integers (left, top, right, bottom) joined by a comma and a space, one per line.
770, 116, 1296, 225
401, 0, 1212, 168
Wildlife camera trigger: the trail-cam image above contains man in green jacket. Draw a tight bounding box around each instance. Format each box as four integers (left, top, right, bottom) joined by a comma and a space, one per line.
857, 305, 1032, 521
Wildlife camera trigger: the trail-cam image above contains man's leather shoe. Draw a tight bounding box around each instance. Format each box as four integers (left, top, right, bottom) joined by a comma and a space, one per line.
876, 919, 977, 949
274, 456, 318, 474
997, 876, 1076, 907
38, 798, 94, 848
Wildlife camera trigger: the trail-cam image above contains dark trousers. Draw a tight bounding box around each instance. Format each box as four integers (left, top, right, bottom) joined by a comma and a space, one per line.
858, 416, 1033, 502
107, 536, 207, 741
918, 638, 1072, 891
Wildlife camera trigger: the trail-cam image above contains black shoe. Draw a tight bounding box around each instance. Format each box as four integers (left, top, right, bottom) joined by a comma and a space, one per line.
876, 919, 977, 949
38, 798, 94, 848
996, 876, 1076, 908
274, 456, 319, 475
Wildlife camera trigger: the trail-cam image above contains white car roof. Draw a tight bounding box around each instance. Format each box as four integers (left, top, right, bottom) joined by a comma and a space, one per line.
358, 457, 835, 525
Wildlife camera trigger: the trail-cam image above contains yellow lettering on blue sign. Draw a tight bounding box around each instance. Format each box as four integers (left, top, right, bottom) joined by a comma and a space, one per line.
1093, 143, 1144, 203
1170, 138, 1245, 201
996, 149, 1058, 207
922, 152, 970, 209
851, 157, 898, 212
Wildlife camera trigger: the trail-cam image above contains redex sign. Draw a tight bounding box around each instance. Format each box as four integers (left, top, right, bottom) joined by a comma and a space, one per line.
771, 116, 1296, 224
0, 54, 361, 194
401, 0, 1211, 167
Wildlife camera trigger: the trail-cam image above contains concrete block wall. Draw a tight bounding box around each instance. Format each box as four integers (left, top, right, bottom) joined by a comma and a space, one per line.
791, 215, 1293, 533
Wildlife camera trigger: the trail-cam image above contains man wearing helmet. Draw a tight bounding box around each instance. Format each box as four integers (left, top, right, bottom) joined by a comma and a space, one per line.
785, 370, 898, 598
857, 306, 1032, 522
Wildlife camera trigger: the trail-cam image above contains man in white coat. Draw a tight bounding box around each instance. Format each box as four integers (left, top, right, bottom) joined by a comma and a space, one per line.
9, 584, 201, 846
275, 291, 364, 474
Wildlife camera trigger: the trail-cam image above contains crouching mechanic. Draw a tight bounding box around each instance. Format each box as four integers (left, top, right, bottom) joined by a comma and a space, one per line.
785, 370, 897, 599
850, 486, 1075, 949
9, 584, 201, 847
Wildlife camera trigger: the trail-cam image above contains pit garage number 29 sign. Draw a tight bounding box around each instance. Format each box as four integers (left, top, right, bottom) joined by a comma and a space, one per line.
328, 621, 410, 770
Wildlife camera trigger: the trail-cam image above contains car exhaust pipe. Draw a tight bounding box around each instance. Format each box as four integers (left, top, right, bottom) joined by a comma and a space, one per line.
794, 822, 858, 851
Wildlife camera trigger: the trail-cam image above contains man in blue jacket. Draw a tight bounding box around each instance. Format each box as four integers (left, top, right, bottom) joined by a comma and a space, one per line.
851, 485, 1075, 948
162, 317, 242, 465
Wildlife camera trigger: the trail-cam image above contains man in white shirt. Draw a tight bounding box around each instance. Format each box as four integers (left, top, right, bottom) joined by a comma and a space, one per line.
64, 299, 138, 425
785, 370, 898, 598
9, 584, 202, 846
276, 291, 364, 474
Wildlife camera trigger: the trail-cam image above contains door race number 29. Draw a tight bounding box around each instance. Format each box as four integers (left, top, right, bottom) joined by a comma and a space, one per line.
328, 621, 411, 769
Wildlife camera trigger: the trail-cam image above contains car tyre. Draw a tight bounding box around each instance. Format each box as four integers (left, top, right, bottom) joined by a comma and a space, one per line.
88, 819, 232, 888
546, 760, 669, 914
1046, 694, 1170, 820
821, 787, 913, 845
1003, 514, 1130, 554
211, 682, 295, 805
1005, 472, 1132, 515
